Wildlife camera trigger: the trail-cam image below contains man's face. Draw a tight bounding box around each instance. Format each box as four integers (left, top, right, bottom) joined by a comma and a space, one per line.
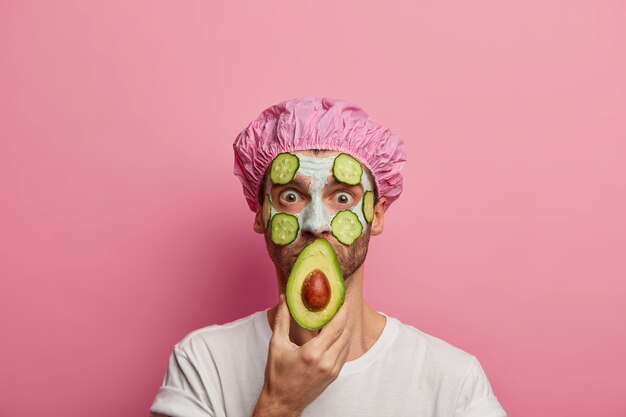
259, 150, 375, 280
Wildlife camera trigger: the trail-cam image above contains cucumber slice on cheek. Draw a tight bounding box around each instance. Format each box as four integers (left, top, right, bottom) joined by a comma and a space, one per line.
270, 152, 300, 184
362, 190, 374, 223
331, 210, 363, 245
333, 153, 363, 185
270, 213, 300, 245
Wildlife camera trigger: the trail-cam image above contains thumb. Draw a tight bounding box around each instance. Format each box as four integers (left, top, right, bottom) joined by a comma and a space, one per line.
273, 293, 291, 341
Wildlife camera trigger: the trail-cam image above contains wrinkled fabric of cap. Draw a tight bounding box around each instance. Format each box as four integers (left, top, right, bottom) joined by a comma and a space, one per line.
232, 96, 407, 212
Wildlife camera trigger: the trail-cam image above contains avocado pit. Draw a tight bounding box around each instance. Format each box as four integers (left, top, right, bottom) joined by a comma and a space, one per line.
301, 269, 331, 311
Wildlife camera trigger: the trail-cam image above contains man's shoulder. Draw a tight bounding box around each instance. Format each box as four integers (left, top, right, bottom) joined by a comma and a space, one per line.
391, 315, 478, 371
173, 309, 266, 357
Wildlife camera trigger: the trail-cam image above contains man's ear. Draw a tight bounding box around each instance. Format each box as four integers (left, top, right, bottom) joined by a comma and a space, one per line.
370, 196, 387, 236
253, 207, 265, 234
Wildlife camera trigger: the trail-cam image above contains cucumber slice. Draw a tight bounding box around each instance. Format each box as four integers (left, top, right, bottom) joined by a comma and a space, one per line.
333, 153, 363, 185
331, 210, 363, 245
270, 213, 299, 245
362, 191, 374, 223
270, 153, 300, 184
262, 194, 271, 229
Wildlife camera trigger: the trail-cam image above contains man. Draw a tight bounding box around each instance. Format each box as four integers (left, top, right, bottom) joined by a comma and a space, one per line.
150, 97, 507, 417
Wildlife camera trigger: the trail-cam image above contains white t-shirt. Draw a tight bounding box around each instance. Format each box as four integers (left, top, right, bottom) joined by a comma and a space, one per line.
150, 309, 507, 417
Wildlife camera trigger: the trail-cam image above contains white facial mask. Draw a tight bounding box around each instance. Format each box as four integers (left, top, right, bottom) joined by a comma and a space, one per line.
293, 154, 335, 234
266, 152, 373, 244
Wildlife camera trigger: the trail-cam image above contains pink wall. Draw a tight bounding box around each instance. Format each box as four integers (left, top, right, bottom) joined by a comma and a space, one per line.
2, 1, 625, 416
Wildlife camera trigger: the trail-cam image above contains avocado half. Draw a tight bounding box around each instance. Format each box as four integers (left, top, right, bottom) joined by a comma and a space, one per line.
285, 239, 345, 330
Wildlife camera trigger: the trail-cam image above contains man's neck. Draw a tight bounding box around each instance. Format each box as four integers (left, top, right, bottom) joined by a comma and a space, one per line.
266, 263, 387, 362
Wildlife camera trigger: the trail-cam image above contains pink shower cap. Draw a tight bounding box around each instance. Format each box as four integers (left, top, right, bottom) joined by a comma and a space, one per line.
233, 96, 407, 212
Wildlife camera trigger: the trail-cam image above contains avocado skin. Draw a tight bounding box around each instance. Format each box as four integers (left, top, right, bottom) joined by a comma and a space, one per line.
285, 239, 345, 330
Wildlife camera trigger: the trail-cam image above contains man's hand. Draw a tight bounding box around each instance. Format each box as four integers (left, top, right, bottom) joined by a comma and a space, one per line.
251, 294, 351, 417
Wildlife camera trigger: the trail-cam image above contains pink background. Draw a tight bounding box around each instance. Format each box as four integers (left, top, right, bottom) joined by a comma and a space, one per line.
1, 1, 625, 416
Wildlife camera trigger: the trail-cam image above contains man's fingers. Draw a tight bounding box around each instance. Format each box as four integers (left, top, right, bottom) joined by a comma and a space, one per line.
331, 330, 352, 376
272, 294, 291, 342
323, 321, 351, 365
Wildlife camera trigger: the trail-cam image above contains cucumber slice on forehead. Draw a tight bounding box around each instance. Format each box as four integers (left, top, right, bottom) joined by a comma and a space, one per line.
270, 213, 299, 245
270, 152, 300, 184
333, 153, 363, 185
331, 210, 363, 245
362, 191, 375, 223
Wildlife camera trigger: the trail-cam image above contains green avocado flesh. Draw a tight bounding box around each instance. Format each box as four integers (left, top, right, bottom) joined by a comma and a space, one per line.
286, 239, 345, 330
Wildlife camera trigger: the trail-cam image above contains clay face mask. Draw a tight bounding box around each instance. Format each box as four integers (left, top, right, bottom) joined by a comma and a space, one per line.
264, 152, 374, 246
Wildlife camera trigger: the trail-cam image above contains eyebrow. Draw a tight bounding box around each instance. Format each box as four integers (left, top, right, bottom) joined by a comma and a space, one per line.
326, 177, 362, 189
272, 176, 308, 190
272, 175, 362, 191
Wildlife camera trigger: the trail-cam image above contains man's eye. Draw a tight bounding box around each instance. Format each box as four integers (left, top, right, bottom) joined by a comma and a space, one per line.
280, 190, 301, 203
334, 192, 353, 205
